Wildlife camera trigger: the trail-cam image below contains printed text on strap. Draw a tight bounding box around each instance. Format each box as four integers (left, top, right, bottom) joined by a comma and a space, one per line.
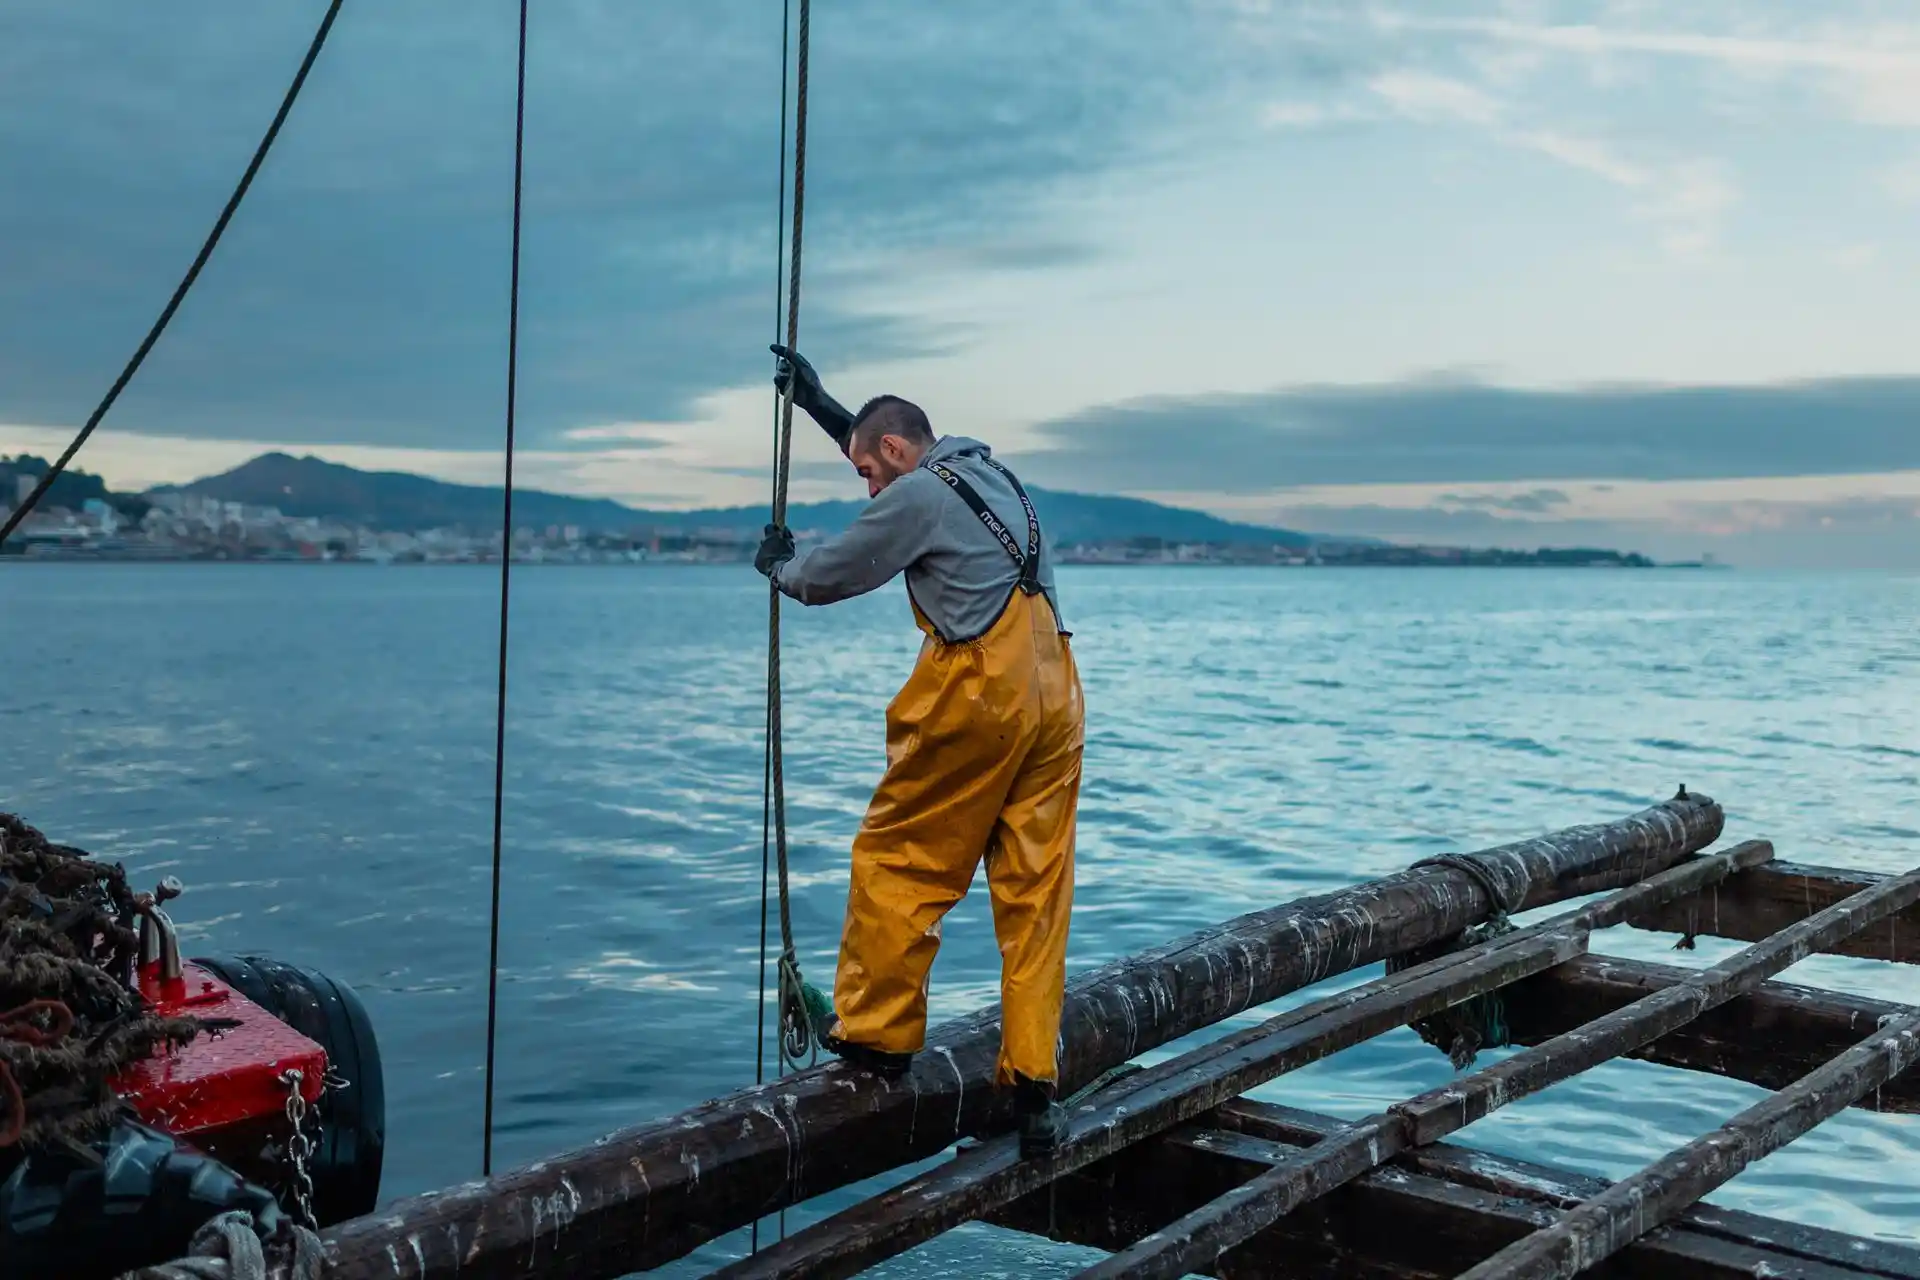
925, 459, 1043, 592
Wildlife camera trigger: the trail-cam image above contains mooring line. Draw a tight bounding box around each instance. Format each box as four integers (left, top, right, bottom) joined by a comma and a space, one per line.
481, 0, 529, 1179
753, 0, 795, 1252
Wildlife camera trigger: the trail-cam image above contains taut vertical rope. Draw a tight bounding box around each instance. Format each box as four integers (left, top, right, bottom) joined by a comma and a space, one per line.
764, 0, 818, 1078
756, 0, 795, 1104
481, 0, 529, 1179
753, 0, 794, 1253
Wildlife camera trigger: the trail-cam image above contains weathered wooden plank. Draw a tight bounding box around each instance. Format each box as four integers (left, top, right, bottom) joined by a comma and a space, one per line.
706, 841, 1773, 1280
710, 934, 1586, 1279
288, 795, 1722, 1280
1213, 1100, 1920, 1280
992, 1116, 1912, 1279
1401, 862, 1920, 1143
1630, 860, 1920, 964
1076, 863, 1920, 1280
1193, 1131, 1896, 1280
1459, 1010, 1920, 1279
1503, 953, 1920, 1114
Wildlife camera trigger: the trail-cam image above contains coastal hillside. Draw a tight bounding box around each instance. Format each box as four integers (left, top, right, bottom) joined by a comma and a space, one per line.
156, 452, 1321, 545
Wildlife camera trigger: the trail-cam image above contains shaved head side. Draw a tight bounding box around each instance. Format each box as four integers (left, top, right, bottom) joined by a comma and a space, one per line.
848, 395, 934, 457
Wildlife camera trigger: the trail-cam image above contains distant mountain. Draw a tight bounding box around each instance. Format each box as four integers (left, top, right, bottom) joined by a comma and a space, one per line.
153, 452, 639, 534
157, 452, 1321, 546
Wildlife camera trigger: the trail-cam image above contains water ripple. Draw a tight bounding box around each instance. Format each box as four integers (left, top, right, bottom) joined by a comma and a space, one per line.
4, 562, 1917, 1271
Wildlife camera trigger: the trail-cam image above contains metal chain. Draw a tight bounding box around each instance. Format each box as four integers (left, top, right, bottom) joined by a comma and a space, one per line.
279, 1069, 319, 1232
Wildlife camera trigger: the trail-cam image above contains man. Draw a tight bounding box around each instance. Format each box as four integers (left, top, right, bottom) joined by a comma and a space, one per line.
754, 343, 1084, 1157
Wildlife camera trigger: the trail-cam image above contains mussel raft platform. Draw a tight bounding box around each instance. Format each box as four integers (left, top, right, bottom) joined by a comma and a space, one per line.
245, 791, 1920, 1279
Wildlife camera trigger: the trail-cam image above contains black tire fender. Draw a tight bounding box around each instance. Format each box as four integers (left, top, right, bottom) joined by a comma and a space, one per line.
190, 953, 385, 1225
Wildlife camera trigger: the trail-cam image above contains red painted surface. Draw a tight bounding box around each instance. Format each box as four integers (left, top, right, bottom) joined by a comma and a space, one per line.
112, 961, 326, 1136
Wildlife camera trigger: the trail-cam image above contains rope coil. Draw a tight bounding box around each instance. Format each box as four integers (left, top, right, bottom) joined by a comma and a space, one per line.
112, 1210, 325, 1280
0, 814, 219, 1152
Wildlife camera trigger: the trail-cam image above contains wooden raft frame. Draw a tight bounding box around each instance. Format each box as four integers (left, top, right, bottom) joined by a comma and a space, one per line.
241, 793, 1920, 1279
708, 830, 1920, 1280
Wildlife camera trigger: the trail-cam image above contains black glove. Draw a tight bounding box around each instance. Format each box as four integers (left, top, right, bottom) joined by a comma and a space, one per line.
771, 344, 855, 450
755, 523, 796, 579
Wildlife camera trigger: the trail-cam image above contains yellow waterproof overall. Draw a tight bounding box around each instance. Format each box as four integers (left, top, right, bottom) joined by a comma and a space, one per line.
828, 479, 1084, 1085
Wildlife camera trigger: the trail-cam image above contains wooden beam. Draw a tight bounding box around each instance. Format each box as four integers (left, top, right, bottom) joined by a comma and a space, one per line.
710, 933, 1586, 1279
705, 841, 1772, 1280
1459, 1010, 1920, 1279
286, 795, 1724, 1280
1502, 953, 1920, 1114
1628, 860, 1920, 964
1075, 863, 1920, 1280
992, 1103, 1920, 1279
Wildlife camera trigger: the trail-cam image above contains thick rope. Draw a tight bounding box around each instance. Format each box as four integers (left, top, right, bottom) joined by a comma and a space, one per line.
481, 0, 530, 1180
764, 0, 818, 1077
1386, 852, 1518, 1069
112, 1210, 325, 1280
0, 0, 345, 550
0, 814, 221, 1153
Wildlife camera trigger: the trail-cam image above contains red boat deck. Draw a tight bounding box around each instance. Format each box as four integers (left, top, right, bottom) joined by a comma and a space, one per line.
114, 960, 326, 1136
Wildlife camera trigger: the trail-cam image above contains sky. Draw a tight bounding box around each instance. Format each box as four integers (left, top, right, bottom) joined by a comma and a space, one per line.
3, 1, 1918, 566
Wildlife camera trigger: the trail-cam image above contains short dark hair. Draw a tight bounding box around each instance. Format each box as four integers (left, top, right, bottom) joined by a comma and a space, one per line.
847, 395, 934, 455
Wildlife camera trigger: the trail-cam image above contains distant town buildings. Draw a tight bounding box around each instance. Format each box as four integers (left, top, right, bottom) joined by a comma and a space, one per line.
0, 489, 787, 563
0, 453, 1670, 568
0, 490, 1664, 569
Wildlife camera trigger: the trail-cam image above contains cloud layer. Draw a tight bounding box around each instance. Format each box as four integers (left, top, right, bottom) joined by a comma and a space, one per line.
0, 1, 1293, 449
1022, 376, 1920, 492
6, 0, 1919, 571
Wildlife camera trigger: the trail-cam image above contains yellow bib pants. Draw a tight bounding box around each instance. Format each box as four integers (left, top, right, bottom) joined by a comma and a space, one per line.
829, 584, 1083, 1085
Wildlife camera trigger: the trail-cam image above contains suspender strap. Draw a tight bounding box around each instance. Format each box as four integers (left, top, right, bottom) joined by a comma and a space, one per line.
924, 457, 1043, 594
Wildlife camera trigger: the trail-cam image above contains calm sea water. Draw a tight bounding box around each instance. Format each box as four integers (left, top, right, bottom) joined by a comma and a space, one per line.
4, 563, 1917, 1273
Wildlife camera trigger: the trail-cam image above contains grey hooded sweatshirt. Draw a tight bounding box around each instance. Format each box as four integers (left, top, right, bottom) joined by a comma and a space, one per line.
771, 435, 1064, 643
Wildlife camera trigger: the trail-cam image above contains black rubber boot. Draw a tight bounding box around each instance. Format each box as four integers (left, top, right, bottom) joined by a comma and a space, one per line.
1012, 1073, 1067, 1159
818, 1032, 915, 1079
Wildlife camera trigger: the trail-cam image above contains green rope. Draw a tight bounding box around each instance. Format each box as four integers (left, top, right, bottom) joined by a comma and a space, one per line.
762, 0, 819, 1079
778, 954, 834, 1067
1388, 853, 1518, 1070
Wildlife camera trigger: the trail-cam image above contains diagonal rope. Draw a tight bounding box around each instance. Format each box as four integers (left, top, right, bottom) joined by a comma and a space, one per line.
0, 0, 345, 549
764, 0, 817, 1082
481, 0, 530, 1180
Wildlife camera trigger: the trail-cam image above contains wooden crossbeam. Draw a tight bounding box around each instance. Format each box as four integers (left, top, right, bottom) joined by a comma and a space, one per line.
1503, 953, 1920, 1114
1459, 1010, 1920, 1279
705, 842, 1773, 1280
996, 1097, 1920, 1279
1074, 863, 1920, 1280
708, 931, 1583, 1279
1399, 861, 1920, 1143
1204, 1100, 1920, 1279
1144, 1132, 1898, 1279
1629, 859, 1920, 964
